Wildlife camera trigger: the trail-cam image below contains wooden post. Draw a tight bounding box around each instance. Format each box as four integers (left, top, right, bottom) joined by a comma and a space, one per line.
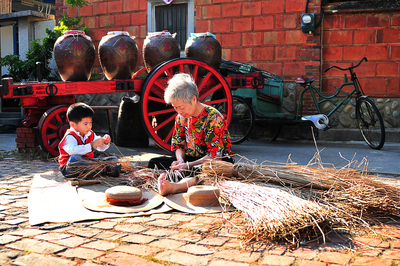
0, 0, 11, 14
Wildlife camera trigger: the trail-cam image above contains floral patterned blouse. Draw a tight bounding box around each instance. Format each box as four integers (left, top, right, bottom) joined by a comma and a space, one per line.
171, 105, 234, 159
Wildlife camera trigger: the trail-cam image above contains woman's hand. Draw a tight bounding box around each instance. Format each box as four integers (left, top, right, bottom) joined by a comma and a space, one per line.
170, 161, 188, 171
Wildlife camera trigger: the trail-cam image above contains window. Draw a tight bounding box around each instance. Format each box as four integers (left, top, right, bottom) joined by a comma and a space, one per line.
155, 4, 187, 50
147, 0, 194, 51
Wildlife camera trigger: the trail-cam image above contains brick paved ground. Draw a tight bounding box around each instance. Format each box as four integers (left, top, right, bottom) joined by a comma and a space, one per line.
1, 153, 400, 266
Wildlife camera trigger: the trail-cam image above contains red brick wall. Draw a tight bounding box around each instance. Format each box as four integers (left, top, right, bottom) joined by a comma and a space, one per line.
196, 0, 321, 81
55, 0, 322, 83
195, 0, 323, 114
55, 0, 399, 101
322, 10, 400, 98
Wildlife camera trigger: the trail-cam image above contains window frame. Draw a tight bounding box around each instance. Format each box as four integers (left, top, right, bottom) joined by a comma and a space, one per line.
147, 0, 194, 51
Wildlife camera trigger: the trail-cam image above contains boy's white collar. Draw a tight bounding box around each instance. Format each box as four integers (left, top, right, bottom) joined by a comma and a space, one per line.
70, 127, 92, 139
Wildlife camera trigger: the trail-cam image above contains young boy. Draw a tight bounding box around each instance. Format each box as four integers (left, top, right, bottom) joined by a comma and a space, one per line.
58, 102, 121, 179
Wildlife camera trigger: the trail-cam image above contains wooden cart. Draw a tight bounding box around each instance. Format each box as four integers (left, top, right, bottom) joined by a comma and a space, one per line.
1, 58, 266, 156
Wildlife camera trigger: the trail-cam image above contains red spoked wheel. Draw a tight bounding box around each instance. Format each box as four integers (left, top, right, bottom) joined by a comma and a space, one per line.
37, 105, 70, 157
141, 58, 232, 151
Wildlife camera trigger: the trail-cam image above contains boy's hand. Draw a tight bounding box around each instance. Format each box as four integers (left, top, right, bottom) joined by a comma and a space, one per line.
103, 134, 111, 144
91, 138, 105, 149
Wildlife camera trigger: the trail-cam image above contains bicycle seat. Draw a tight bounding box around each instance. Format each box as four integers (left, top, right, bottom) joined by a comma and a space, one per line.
296, 76, 316, 84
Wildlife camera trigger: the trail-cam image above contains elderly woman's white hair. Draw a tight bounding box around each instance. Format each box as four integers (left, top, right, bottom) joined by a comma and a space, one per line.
164, 73, 199, 104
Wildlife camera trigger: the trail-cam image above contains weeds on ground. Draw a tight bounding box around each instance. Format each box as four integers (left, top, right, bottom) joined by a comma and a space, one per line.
0, 149, 51, 162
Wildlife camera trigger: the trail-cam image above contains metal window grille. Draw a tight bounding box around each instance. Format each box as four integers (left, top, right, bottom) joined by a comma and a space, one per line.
155, 3, 187, 50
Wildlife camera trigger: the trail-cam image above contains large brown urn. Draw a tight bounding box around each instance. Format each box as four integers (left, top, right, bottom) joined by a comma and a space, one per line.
185, 32, 222, 70
143, 31, 181, 72
54, 30, 95, 81
99, 31, 139, 80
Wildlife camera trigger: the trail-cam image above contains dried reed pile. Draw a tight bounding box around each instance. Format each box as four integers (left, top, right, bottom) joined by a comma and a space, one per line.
201, 156, 400, 241
101, 168, 158, 189
217, 181, 335, 242
319, 181, 400, 221
63, 157, 160, 189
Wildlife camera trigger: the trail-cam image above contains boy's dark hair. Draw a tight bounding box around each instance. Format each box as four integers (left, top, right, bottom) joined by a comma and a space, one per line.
67, 102, 94, 123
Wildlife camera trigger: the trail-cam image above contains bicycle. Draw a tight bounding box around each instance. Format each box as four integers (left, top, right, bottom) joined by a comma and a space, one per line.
226, 95, 256, 144
296, 57, 385, 149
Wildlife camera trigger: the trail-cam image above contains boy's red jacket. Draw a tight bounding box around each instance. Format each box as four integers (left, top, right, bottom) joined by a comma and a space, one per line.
58, 129, 94, 168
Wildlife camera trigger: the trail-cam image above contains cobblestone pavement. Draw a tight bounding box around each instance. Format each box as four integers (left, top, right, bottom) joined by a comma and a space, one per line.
1, 155, 400, 266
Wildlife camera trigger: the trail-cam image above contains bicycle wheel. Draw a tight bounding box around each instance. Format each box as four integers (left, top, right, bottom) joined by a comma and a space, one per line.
356, 97, 385, 149
228, 96, 255, 144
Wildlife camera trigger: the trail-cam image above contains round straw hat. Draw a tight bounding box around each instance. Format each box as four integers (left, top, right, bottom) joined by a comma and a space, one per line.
105, 186, 143, 202
80, 185, 164, 213
164, 185, 230, 214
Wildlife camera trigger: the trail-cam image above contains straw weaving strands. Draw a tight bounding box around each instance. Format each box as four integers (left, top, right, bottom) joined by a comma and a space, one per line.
202, 160, 358, 190
217, 181, 333, 242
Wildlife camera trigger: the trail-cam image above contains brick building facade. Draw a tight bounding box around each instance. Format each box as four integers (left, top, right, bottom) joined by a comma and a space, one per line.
55, 0, 400, 129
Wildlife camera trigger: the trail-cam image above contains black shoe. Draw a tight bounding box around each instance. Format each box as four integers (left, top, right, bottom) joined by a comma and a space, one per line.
104, 163, 121, 177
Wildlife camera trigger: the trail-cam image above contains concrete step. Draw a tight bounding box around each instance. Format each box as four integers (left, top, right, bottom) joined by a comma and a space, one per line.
0, 119, 22, 126
254, 123, 400, 144
0, 112, 24, 127
0, 118, 23, 127
318, 127, 400, 143
0, 112, 23, 118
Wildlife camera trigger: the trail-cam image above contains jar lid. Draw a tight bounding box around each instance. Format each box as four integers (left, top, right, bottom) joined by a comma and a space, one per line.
147, 31, 171, 38
59, 30, 92, 42
189, 32, 216, 40
64, 30, 85, 35
107, 31, 130, 36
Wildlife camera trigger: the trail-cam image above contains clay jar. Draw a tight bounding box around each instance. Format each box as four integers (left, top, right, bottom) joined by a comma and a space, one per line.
99, 31, 139, 80
185, 32, 222, 70
54, 30, 95, 81
143, 31, 181, 72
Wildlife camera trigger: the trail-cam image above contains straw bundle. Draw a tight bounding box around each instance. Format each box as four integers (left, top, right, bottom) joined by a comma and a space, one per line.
201, 157, 400, 241
202, 159, 359, 190
217, 181, 334, 242
319, 181, 400, 220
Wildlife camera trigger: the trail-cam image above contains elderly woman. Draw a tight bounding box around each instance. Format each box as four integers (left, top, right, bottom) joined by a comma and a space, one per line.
148, 73, 234, 196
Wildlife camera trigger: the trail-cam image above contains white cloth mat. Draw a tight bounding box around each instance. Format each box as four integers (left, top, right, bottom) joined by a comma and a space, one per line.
28, 173, 172, 226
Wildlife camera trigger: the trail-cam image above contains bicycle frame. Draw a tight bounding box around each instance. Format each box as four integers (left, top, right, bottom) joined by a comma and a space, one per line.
296, 69, 364, 120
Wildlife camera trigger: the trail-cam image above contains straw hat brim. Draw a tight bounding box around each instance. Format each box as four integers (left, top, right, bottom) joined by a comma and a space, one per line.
164, 193, 231, 214
81, 189, 164, 213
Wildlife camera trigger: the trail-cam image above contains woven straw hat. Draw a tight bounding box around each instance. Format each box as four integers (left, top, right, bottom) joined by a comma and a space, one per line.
164, 185, 230, 214
80, 185, 164, 213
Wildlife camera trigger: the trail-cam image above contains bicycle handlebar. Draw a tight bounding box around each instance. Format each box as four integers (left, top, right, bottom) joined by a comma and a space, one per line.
324, 57, 368, 73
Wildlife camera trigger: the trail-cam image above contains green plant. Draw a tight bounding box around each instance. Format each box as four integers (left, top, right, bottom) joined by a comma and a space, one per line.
54, 0, 89, 35
0, 28, 58, 82
54, 14, 89, 36
66, 0, 88, 8
0, 54, 27, 81
0, 0, 89, 82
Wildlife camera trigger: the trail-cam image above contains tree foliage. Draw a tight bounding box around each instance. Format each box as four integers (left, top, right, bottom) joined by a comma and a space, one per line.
54, 14, 89, 35
65, 0, 89, 8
